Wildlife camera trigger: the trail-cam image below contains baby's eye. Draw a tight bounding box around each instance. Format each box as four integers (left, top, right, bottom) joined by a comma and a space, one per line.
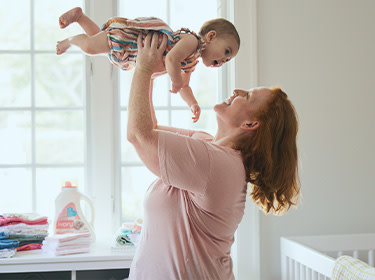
225, 49, 229, 55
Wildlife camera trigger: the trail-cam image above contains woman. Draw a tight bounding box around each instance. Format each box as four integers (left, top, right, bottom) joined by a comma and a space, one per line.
126, 33, 300, 280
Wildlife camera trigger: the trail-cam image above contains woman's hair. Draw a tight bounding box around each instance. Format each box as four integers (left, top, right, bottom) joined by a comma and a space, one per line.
199, 18, 240, 48
232, 87, 300, 215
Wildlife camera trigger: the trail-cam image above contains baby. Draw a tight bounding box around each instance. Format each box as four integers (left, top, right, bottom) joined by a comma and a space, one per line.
57, 7, 240, 122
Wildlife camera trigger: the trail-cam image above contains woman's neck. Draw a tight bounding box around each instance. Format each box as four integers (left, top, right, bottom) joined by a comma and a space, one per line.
213, 130, 234, 147
213, 126, 252, 148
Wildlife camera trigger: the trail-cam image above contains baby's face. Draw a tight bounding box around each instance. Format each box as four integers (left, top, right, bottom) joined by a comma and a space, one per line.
201, 34, 239, 67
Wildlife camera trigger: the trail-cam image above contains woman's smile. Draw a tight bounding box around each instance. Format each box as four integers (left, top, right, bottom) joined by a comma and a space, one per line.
225, 90, 249, 105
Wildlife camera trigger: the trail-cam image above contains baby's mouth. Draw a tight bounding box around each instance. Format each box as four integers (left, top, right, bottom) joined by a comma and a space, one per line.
210, 60, 219, 67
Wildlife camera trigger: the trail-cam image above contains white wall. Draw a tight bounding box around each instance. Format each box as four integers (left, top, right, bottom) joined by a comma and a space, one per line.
249, 1, 375, 279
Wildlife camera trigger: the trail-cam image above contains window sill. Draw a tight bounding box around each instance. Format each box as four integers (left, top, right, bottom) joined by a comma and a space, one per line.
0, 241, 134, 274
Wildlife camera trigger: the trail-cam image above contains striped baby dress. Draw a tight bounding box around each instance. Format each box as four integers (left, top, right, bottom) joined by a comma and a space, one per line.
101, 17, 205, 72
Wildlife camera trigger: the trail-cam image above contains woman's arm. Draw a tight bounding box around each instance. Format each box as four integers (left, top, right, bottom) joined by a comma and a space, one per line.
165, 34, 198, 93
156, 125, 193, 136
127, 33, 168, 177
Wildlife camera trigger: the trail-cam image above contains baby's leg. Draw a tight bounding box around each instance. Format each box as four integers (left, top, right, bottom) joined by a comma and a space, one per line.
59, 7, 100, 36
56, 31, 110, 55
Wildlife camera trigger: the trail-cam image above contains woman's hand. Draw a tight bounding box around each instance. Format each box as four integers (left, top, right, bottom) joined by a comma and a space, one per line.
137, 32, 168, 75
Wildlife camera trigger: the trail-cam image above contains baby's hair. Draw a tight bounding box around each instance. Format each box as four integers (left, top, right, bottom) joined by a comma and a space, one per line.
199, 18, 240, 48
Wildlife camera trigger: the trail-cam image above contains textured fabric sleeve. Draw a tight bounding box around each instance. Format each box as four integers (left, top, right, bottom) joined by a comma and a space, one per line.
158, 130, 210, 195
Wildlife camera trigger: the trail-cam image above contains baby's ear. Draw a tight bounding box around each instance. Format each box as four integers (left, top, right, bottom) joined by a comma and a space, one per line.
206, 30, 217, 42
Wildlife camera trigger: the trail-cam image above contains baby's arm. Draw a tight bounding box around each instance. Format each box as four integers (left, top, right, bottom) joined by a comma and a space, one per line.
165, 34, 199, 93
180, 72, 201, 123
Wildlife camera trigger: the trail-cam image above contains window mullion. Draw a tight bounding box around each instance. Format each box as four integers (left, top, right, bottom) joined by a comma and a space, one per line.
30, 0, 36, 213
86, 0, 117, 240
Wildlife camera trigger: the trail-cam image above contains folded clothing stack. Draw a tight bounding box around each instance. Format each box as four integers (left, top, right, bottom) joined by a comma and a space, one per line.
0, 232, 19, 258
0, 213, 49, 252
42, 232, 92, 256
111, 222, 142, 250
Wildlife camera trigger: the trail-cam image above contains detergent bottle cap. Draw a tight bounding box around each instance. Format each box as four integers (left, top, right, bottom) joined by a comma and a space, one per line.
62, 181, 77, 188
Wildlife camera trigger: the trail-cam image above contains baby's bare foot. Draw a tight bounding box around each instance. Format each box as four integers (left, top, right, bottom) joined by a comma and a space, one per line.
56, 39, 71, 55
59, 7, 83, 29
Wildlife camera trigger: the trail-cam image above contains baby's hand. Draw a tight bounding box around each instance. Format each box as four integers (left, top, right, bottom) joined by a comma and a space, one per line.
190, 103, 201, 123
169, 81, 183, 94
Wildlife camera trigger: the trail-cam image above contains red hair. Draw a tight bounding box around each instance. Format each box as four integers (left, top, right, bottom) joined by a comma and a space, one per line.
232, 87, 300, 215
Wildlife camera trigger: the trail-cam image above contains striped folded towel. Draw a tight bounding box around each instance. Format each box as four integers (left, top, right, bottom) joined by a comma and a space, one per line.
332, 255, 375, 280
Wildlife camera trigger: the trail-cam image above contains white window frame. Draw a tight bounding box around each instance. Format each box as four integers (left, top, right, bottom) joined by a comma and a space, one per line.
84, 0, 118, 240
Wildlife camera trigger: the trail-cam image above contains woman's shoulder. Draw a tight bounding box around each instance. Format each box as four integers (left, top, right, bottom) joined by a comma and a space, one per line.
191, 130, 214, 141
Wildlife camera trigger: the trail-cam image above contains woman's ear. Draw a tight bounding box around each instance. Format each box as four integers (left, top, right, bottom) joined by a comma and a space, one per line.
205, 30, 217, 42
240, 121, 259, 131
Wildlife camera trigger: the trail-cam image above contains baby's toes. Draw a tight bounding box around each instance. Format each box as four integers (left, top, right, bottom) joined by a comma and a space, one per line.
59, 18, 67, 28
56, 42, 62, 54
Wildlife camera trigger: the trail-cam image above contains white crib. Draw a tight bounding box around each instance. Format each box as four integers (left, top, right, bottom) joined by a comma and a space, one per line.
280, 233, 375, 280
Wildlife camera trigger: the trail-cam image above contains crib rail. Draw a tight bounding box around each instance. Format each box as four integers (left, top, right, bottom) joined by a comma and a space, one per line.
280, 234, 375, 280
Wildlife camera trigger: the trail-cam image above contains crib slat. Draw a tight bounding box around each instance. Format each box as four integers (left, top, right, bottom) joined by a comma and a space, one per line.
289, 259, 295, 280
353, 250, 359, 258
300, 263, 306, 280
295, 260, 300, 280
306, 267, 312, 280
368, 250, 374, 266
283, 256, 288, 280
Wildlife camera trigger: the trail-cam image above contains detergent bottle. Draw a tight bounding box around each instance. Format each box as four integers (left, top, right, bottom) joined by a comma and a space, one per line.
54, 181, 96, 242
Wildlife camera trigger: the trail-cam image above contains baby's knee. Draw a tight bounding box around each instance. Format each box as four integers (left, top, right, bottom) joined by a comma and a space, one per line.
82, 43, 97, 55
85, 33, 110, 54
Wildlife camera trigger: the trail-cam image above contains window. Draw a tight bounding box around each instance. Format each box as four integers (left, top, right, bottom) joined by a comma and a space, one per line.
0, 0, 85, 215
0, 0, 235, 231
117, 0, 220, 222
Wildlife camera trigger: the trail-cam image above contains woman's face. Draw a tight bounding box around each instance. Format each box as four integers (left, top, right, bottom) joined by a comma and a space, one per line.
214, 87, 273, 128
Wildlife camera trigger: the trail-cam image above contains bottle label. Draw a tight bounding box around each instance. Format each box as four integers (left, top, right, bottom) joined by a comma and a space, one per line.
56, 202, 90, 234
